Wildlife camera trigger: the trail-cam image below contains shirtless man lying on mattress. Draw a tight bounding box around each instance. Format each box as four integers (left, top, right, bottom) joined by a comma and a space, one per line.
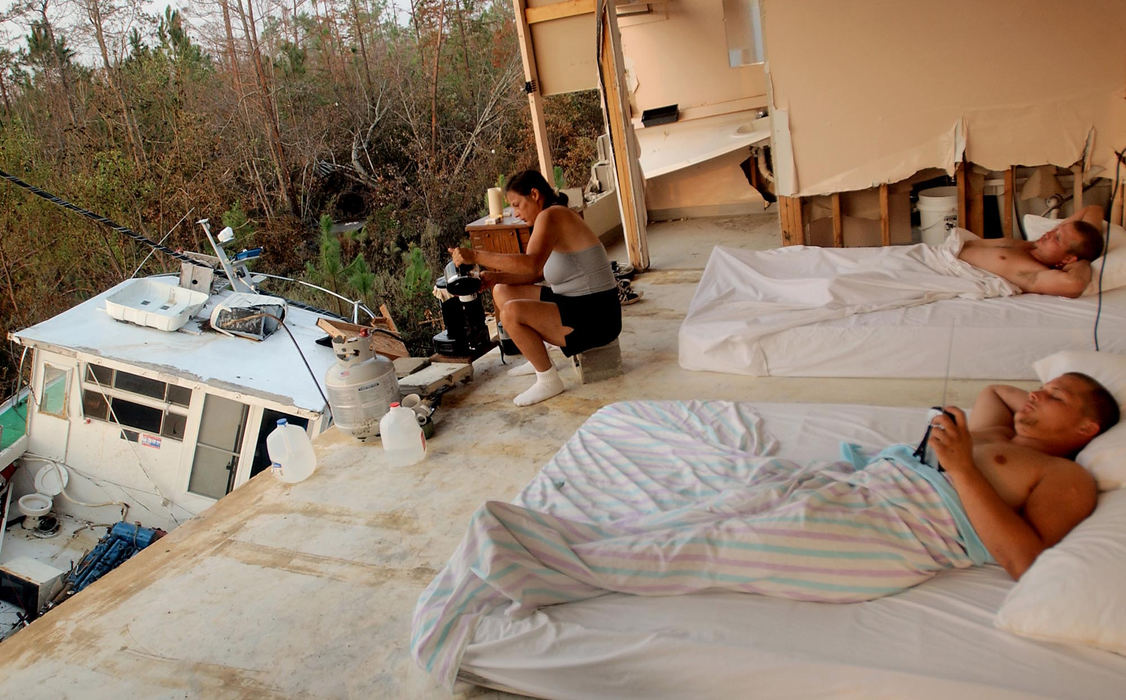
957, 204, 1105, 297
929, 371, 1119, 579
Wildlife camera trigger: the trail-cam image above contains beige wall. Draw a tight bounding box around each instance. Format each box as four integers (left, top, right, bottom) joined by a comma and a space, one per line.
618, 0, 767, 118
528, 4, 598, 96
524, 0, 771, 216
646, 149, 767, 220
763, 0, 1126, 197
531, 0, 769, 116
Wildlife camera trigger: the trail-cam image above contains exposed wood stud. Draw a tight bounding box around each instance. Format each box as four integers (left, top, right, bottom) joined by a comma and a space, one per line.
779, 196, 803, 246
1004, 167, 1015, 238
967, 169, 985, 236
831, 193, 843, 247
598, 1, 649, 270
512, 0, 553, 178
1072, 164, 1084, 211
1113, 173, 1125, 226
956, 162, 967, 230
879, 184, 890, 246
525, 0, 595, 24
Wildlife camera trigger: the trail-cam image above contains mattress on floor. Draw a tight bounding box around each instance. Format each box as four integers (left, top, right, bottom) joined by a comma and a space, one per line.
457, 401, 1126, 699
752, 288, 1126, 379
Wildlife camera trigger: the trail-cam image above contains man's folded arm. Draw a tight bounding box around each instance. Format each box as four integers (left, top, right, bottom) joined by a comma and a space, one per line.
1022, 260, 1091, 297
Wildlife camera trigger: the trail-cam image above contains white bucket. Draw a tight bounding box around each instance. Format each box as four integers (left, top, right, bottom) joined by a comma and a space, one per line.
917, 186, 958, 246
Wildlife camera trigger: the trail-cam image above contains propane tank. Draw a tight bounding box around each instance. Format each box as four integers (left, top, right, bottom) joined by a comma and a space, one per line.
324, 333, 400, 440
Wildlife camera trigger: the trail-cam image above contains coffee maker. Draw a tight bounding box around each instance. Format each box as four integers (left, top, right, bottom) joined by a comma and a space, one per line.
433, 261, 490, 356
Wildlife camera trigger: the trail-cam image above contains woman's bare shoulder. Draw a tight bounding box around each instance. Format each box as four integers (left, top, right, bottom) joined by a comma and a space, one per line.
536, 204, 581, 225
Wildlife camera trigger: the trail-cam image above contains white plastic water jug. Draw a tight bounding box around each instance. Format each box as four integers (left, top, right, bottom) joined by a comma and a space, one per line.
266, 418, 317, 483
379, 403, 426, 467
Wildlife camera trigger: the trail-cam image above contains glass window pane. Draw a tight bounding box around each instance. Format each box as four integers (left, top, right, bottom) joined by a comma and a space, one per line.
82, 390, 110, 420
85, 363, 113, 385
166, 384, 192, 407
113, 370, 165, 400
110, 398, 163, 433
196, 395, 247, 449
162, 412, 187, 440
39, 365, 69, 417
189, 444, 235, 499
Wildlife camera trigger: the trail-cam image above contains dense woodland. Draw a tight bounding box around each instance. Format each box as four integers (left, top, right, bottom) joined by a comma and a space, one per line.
0, 0, 604, 394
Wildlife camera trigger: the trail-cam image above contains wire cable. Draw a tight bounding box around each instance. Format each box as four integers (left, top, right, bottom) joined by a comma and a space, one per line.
0, 168, 199, 266
130, 207, 194, 278
224, 310, 332, 410
1093, 147, 1124, 350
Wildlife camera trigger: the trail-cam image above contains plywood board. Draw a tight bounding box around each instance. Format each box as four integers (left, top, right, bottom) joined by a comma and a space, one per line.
315, 317, 408, 360
398, 363, 474, 397
393, 357, 431, 379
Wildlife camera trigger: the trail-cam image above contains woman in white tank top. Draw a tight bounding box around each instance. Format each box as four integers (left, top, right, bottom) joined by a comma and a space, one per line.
450, 170, 622, 407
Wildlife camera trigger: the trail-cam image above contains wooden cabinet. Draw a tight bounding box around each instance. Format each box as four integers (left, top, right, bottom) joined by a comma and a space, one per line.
465, 213, 531, 254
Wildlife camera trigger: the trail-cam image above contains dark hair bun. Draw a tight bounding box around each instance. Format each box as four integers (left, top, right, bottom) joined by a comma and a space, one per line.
556, 189, 569, 207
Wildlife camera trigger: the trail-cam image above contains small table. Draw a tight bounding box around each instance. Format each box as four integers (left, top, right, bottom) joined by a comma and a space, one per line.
465, 212, 531, 254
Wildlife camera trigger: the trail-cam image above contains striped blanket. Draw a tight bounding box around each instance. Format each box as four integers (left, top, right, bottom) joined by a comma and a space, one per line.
411, 401, 990, 689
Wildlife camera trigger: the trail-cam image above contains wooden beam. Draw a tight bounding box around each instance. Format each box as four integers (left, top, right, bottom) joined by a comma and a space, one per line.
512, 0, 553, 178
831, 193, 843, 247
1072, 163, 1084, 211
315, 317, 408, 360
956, 162, 967, 230
779, 196, 803, 246
1003, 167, 1015, 238
1113, 171, 1125, 226
525, 0, 594, 24
378, 303, 398, 333
879, 184, 891, 246
599, 1, 649, 270
967, 169, 985, 236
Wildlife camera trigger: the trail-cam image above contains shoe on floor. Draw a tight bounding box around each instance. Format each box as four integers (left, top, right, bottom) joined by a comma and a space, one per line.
618, 279, 642, 305
611, 260, 635, 280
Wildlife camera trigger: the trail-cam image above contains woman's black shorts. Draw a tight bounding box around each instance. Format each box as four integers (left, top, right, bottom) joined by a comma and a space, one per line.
540, 286, 622, 357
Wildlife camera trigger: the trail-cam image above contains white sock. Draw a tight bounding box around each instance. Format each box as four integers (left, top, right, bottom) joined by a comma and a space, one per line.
514, 367, 565, 406
507, 361, 537, 376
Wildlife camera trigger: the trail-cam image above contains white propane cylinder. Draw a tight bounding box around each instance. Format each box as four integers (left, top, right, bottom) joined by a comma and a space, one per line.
325, 334, 401, 440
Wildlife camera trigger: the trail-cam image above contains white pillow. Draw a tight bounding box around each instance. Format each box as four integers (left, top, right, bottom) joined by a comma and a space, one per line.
1021, 214, 1126, 295
1032, 350, 1126, 491
995, 350, 1126, 655
995, 488, 1126, 656
1083, 247, 1126, 295
1022, 213, 1125, 251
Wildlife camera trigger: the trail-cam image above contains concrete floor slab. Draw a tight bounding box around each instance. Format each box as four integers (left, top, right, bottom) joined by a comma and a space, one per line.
0, 214, 1032, 698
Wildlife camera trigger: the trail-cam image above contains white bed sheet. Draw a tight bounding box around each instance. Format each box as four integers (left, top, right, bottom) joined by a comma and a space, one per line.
457, 402, 1126, 699
677, 241, 1126, 379
756, 288, 1126, 379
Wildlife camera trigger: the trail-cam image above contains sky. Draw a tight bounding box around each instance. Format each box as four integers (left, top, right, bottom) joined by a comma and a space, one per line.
0, 0, 191, 62
0, 0, 411, 63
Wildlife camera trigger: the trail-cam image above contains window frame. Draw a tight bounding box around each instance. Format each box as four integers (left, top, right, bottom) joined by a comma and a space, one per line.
38, 363, 71, 418
80, 362, 192, 441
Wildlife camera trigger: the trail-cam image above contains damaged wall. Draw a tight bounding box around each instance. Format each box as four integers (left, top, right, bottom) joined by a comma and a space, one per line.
531, 0, 768, 114
618, 0, 766, 118
763, 0, 1126, 198
646, 148, 767, 221
618, 0, 769, 214
523, 0, 772, 217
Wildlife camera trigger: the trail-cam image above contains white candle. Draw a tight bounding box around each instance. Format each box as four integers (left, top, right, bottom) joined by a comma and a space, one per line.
487, 187, 504, 219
